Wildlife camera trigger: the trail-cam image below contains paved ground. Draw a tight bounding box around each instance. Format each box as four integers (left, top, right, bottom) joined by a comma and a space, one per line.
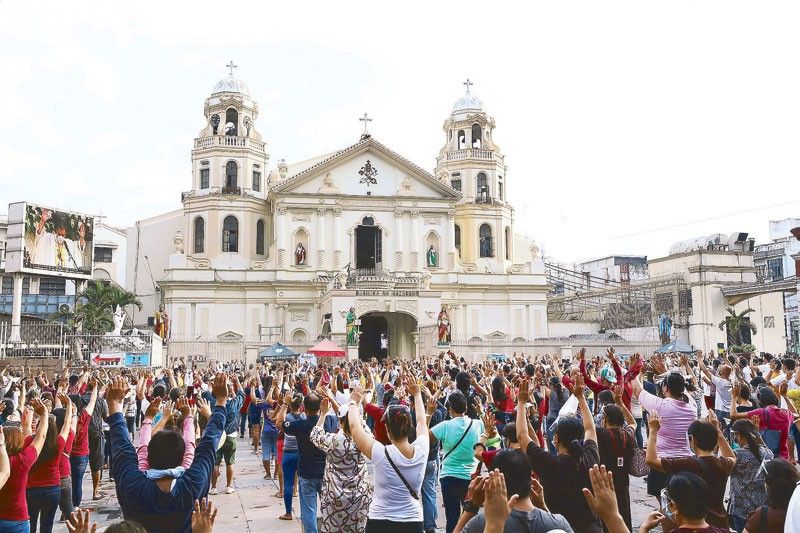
54, 436, 658, 532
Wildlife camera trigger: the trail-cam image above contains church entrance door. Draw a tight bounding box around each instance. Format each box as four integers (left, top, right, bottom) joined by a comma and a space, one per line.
359, 314, 388, 360
355, 225, 382, 270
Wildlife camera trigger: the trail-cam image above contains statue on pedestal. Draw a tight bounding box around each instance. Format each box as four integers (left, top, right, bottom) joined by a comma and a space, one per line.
437, 305, 451, 345
427, 245, 437, 267
321, 313, 332, 339
346, 307, 358, 346
295, 243, 306, 265
154, 304, 170, 341
173, 231, 184, 255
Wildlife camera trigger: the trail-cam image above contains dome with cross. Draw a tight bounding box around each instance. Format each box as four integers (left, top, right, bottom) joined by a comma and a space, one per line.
211, 61, 250, 95
452, 78, 483, 113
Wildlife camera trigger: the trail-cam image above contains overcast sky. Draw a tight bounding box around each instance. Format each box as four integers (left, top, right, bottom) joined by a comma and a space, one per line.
2, 1, 799, 263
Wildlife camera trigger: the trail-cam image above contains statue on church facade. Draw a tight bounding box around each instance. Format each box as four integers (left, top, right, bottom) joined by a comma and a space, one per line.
437, 306, 451, 345
154, 304, 169, 341
427, 245, 437, 267
346, 307, 357, 346
321, 313, 332, 340
295, 243, 306, 265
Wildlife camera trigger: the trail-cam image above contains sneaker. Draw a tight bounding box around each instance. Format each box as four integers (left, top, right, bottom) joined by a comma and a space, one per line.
209, 487, 218, 495
225, 486, 236, 494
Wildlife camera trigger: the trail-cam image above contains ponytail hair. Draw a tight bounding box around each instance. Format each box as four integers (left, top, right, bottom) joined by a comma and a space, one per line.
554, 416, 584, 460
731, 419, 763, 463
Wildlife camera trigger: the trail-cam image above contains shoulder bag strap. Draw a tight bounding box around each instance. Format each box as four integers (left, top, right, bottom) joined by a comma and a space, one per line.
443, 419, 474, 461
384, 447, 420, 500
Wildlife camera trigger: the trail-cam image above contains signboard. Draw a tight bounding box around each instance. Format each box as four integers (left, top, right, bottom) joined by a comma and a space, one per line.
5, 202, 95, 280
91, 352, 151, 367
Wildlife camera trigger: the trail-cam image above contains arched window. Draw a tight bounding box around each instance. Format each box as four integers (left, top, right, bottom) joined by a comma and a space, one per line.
222, 216, 239, 253
505, 226, 511, 261
479, 223, 493, 258
454, 224, 461, 255
476, 173, 489, 203
471, 124, 482, 149
361, 216, 375, 226
193, 217, 205, 254
457, 130, 466, 149
224, 108, 238, 136
256, 219, 265, 255
225, 161, 238, 189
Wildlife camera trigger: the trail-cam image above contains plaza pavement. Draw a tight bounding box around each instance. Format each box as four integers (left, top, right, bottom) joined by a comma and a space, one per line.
54, 435, 658, 532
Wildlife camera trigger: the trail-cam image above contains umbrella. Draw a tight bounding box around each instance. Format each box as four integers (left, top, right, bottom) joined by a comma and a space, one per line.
654, 340, 696, 354
307, 339, 346, 357
258, 342, 298, 360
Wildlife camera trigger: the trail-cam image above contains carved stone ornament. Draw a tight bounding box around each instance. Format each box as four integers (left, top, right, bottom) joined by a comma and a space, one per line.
397, 300, 417, 315
356, 299, 379, 316
397, 175, 416, 196
319, 172, 340, 194
173, 231, 185, 254
292, 214, 311, 222
290, 311, 309, 321
358, 160, 378, 190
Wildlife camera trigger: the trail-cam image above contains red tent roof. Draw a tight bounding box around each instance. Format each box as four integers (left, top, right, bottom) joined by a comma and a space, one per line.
307, 339, 346, 357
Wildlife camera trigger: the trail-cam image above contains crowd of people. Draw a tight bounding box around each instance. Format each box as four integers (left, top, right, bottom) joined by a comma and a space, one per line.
0, 348, 799, 533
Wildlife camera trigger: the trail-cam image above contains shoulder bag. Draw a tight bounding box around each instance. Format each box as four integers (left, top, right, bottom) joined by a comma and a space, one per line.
443, 418, 475, 461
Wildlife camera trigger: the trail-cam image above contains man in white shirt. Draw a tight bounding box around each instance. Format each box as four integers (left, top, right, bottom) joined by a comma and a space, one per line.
698, 358, 732, 436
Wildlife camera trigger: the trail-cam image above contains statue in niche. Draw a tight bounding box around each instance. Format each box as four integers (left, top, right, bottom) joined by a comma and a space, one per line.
321, 313, 332, 339
346, 307, 358, 346
437, 306, 451, 345
426, 245, 437, 267
210, 114, 220, 135
243, 116, 252, 136
295, 243, 306, 265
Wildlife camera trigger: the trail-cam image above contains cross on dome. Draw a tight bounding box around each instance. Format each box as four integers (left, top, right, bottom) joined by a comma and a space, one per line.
359, 113, 373, 137
226, 60, 238, 76
463, 78, 473, 94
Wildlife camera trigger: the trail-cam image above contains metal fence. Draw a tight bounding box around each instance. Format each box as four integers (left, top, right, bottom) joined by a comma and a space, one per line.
0, 322, 67, 359
166, 338, 246, 365
443, 338, 661, 363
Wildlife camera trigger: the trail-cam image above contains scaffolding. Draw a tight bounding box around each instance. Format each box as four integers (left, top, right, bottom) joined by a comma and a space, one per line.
546, 263, 691, 330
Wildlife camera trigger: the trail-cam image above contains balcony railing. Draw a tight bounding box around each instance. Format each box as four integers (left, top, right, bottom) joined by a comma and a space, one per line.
193, 135, 265, 152
445, 149, 494, 161
182, 187, 264, 202
221, 186, 242, 195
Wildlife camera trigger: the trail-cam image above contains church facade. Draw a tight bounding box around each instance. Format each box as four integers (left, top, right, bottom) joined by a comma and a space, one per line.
127, 67, 549, 361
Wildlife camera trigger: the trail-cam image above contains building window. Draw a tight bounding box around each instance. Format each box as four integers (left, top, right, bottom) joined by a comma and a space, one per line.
505, 227, 511, 261
225, 108, 238, 136
39, 277, 66, 296
225, 161, 238, 188
194, 217, 205, 253
764, 316, 775, 328
498, 182, 503, 201
471, 123, 482, 148
479, 224, 493, 258
256, 219, 265, 255
200, 168, 209, 189
454, 225, 461, 255
767, 258, 784, 280
222, 216, 239, 253
1, 276, 30, 295
451, 179, 462, 191
476, 173, 489, 203
95, 247, 113, 263
252, 171, 261, 192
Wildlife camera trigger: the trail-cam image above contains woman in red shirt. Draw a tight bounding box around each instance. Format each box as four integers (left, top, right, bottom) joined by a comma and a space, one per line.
26, 397, 73, 533
0, 399, 50, 533
68, 379, 98, 509
53, 394, 77, 522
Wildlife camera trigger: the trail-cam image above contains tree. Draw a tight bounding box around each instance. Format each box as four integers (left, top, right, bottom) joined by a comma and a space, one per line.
718, 306, 758, 347
50, 281, 142, 335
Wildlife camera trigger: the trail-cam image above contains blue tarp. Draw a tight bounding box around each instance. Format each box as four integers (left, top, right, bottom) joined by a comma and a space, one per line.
654, 340, 695, 354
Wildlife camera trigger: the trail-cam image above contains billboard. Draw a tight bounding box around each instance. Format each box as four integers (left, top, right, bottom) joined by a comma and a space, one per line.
5, 202, 94, 280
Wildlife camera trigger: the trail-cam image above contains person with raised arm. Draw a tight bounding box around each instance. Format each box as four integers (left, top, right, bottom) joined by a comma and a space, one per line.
517, 375, 603, 532
106, 373, 229, 532
68, 376, 98, 508
348, 374, 428, 533
0, 399, 50, 532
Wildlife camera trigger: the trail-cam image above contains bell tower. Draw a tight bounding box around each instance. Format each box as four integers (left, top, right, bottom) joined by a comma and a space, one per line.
435, 80, 514, 271
182, 62, 270, 262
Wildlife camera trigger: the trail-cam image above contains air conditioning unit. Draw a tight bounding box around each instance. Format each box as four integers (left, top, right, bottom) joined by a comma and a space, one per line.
727, 232, 749, 252
58, 303, 72, 313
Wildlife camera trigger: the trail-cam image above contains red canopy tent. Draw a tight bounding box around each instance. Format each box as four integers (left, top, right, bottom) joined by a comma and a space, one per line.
307, 339, 346, 365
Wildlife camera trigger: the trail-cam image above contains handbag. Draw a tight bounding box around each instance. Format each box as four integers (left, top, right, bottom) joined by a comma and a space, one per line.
760, 408, 781, 457
628, 447, 650, 477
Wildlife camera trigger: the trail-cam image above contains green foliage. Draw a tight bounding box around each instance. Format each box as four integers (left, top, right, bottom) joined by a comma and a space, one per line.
24, 205, 93, 241
729, 344, 757, 354
718, 307, 758, 347
50, 281, 142, 335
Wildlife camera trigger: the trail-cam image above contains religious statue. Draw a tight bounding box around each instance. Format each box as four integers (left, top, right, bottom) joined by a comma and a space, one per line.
437, 306, 451, 345
321, 313, 332, 340
346, 307, 358, 346
427, 245, 437, 267
295, 243, 306, 265
658, 313, 672, 345
210, 114, 220, 135
107, 305, 126, 337
318, 172, 340, 194
154, 304, 170, 341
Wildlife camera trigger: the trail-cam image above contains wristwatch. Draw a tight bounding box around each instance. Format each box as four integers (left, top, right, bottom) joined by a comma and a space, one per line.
462, 500, 479, 514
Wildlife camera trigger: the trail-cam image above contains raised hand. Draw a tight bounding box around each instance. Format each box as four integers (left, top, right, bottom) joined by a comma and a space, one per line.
31, 398, 48, 418
581, 465, 621, 526
518, 378, 530, 404
211, 373, 228, 403
66, 508, 98, 533
176, 397, 191, 418
572, 374, 586, 397
106, 376, 127, 404
350, 384, 364, 404
319, 397, 330, 415
191, 498, 218, 533
483, 470, 514, 529
195, 397, 212, 420
407, 378, 421, 397
648, 411, 662, 433
145, 397, 162, 419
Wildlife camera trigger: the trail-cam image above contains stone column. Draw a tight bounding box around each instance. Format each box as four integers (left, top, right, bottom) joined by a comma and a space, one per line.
317, 208, 327, 269
394, 209, 404, 272
333, 208, 342, 270
445, 211, 455, 270
410, 211, 420, 271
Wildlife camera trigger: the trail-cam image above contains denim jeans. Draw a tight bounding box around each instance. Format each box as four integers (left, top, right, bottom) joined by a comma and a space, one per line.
421, 459, 438, 530
790, 422, 800, 459
715, 409, 730, 439
0, 520, 29, 533
634, 418, 644, 449
239, 412, 247, 436
439, 476, 469, 533
298, 476, 322, 533
26, 485, 60, 533
261, 432, 278, 461
730, 514, 747, 533
58, 476, 74, 520
69, 454, 89, 508
281, 450, 299, 514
